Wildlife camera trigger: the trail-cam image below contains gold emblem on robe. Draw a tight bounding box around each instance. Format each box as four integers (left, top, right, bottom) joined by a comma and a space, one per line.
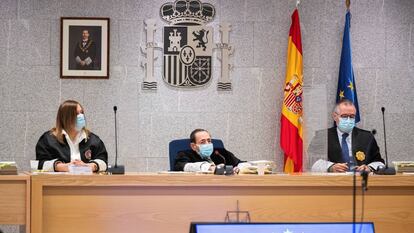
356, 151, 365, 161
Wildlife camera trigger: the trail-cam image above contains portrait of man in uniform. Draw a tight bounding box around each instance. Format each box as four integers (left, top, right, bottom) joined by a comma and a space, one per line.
68, 27, 101, 70
73, 29, 97, 70
61, 18, 109, 79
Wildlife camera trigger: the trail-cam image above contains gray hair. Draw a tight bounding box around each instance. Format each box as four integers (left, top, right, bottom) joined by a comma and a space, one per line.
333, 99, 354, 114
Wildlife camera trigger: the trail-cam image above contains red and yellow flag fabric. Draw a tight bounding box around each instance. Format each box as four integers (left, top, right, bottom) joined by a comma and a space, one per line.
280, 9, 303, 173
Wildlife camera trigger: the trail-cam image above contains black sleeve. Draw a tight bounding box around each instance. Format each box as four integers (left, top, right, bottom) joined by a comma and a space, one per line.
35, 132, 60, 170
368, 136, 385, 164
74, 43, 80, 58
222, 148, 242, 166
91, 135, 108, 170
173, 151, 192, 171
90, 41, 96, 60
212, 148, 242, 167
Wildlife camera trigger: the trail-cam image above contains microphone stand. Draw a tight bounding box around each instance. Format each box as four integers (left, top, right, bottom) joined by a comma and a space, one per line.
375, 107, 396, 175
353, 169, 369, 233
108, 106, 125, 174
352, 169, 356, 233
360, 171, 368, 233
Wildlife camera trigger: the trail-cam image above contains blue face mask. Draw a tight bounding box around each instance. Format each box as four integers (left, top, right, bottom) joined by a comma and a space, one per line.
338, 117, 355, 133
76, 114, 86, 132
198, 143, 214, 158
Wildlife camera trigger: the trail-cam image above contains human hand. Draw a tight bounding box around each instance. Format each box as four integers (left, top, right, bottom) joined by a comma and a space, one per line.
55, 162, 70, 172
87, 163, 98, 172
355, 164, 371, 173
71, 159, 87, 166
208, 164, 216, 172
329, 163, 349, 172
80, 61, 86, 66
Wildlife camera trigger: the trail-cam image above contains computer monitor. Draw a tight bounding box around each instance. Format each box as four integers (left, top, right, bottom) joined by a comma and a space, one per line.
191, 222, 375, 233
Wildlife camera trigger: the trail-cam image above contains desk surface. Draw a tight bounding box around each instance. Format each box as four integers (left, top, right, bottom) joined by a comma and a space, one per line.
30, 172, 414, 186
30, 173, 414, 233
0, 173, 30, 181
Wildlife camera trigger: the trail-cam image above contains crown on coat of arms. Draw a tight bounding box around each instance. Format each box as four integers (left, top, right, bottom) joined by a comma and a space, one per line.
160, 0, 215, 25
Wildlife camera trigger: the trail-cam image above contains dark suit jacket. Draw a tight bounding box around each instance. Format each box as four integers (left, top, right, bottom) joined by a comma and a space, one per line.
174, 148, 241, 171
309, 127, 384, 166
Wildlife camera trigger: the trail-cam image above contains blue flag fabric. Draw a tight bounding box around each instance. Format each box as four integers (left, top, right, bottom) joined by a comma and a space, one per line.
336, 11, 360, 123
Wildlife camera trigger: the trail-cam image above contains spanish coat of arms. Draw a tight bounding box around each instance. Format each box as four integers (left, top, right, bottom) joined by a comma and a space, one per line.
161, 0, 214, 87
141, 0, 234, 90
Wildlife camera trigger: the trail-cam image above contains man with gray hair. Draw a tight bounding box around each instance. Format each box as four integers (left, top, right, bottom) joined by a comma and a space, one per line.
310, 99, 385, 172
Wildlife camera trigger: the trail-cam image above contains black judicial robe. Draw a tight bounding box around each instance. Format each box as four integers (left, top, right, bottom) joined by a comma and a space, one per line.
35, 131, 108, 171
174, 148, 241, 171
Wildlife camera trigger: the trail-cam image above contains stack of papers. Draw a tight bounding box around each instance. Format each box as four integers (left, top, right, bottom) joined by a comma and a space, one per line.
393, 161, 414, 173
0, 161, 18, 175
68, 164, 93, 175
239, 160, 274, 174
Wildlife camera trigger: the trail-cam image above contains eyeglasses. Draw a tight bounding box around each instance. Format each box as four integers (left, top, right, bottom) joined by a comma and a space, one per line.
339, 114, 355, 119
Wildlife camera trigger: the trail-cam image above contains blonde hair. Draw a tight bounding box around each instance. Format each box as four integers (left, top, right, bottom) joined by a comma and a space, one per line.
51, 100, 89, 143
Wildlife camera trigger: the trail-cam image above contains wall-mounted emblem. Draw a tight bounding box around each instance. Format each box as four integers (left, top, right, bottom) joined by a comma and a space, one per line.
141, 0, 234, 90
161, 0, 214, 87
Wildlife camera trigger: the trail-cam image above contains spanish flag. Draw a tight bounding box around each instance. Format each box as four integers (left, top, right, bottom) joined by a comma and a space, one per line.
280, 9, 303, 173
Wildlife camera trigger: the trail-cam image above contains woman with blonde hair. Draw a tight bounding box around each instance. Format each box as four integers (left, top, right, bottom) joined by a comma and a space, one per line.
36, 100, 108, 172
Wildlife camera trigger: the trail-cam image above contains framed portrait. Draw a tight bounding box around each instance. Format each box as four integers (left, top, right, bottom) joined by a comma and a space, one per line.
60, 17, 110, 79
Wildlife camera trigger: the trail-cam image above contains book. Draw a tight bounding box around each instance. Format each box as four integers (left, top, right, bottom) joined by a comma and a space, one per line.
0, 161, 18, 175
393, 161, 414, 173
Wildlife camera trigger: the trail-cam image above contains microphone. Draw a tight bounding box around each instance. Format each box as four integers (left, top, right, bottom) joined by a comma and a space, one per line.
214, 150, 226, 164
375, 107, 396, 175
108, 106, 125, 174
214, 150, 234, 175
360, 170, 369, 191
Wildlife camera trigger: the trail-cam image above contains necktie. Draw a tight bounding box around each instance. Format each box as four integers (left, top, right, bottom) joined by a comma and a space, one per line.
341, 133, 350, 163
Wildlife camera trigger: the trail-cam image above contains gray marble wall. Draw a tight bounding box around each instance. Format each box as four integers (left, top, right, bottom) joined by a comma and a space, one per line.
0, 0, 413, 175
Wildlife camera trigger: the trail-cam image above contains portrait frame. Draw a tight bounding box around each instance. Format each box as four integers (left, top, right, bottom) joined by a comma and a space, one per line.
60, 17, 110, 79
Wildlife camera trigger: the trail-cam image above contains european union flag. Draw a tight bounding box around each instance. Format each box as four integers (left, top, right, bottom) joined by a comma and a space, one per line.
336, 11, 360, 123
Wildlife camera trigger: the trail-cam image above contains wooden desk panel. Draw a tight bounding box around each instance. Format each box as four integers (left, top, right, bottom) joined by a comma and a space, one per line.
0, 174, 30, 233
31, 173, 414, 233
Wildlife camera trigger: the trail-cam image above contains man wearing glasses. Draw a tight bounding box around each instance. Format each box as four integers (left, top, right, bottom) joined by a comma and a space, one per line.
310, 99, 385, 173
174, 129, 243, 172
